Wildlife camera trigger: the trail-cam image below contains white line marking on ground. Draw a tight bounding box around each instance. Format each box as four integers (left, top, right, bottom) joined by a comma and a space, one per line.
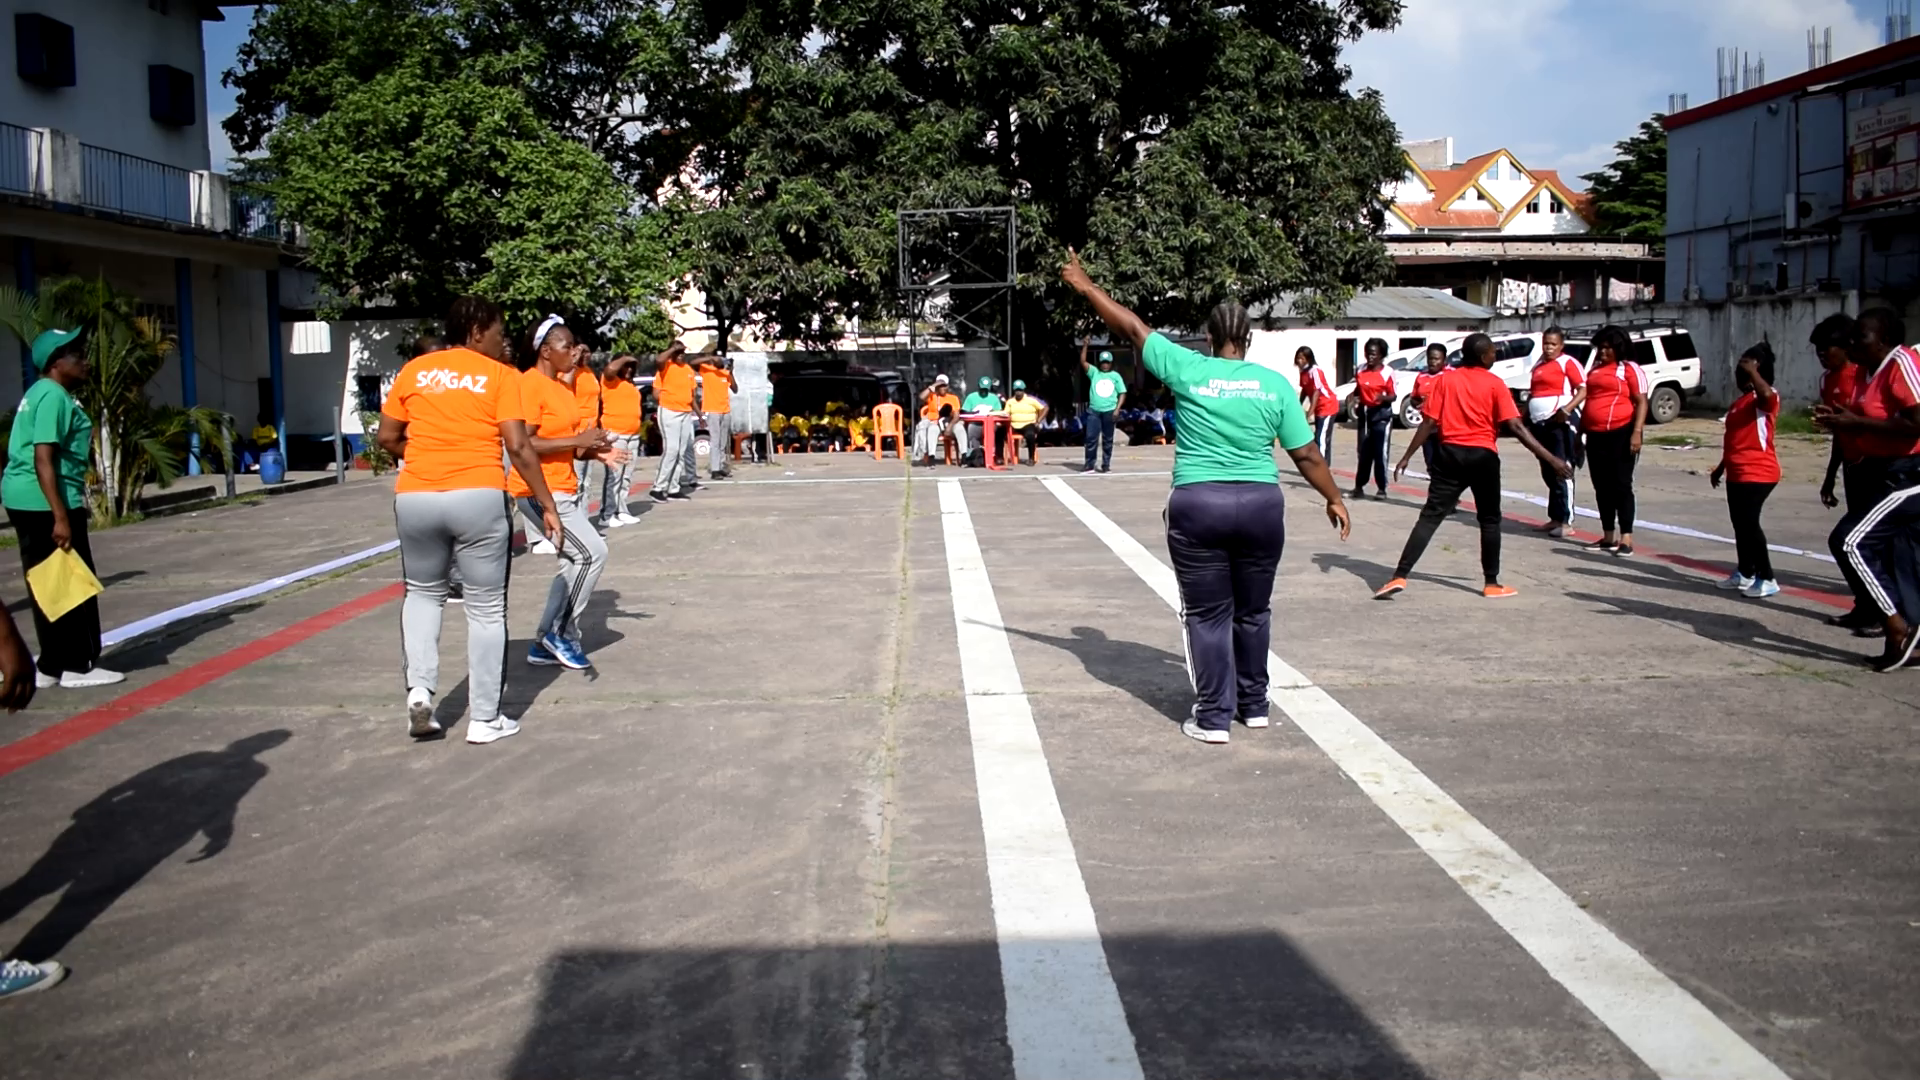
937, 479, 1144, 1080
101, 539, 402, 650
713, 469, 1173, 486
1038, 475, 1792, 1080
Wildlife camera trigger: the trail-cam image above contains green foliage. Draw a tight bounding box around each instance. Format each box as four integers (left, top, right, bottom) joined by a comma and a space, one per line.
356, 410, 396, 474
0, 280, 230, 523
1582, 115, 1667, 249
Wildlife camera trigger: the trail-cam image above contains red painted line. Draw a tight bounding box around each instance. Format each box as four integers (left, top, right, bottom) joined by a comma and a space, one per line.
0, 582, 403, 780
1331, 466, 1853, 608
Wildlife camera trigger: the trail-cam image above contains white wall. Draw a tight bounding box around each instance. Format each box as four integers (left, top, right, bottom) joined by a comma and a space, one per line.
330, 319, 422, 436
0, 0, 212, 172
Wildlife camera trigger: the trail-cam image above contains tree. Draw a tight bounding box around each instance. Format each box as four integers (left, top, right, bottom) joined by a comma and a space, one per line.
1582, 115, 1667, 250
653, 0, 1408, 359
0, 280, 228, 523
223, 0, 684, 334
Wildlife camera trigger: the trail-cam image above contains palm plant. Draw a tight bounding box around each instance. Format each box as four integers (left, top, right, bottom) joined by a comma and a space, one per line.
0, 277, 230, 523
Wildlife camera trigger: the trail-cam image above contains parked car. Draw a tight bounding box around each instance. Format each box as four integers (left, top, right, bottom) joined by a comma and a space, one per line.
1557, 322, 1705, 425
1334, 336, 1466, 428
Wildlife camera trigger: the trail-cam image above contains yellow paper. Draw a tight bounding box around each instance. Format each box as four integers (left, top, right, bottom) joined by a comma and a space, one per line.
26, 548, 103, 622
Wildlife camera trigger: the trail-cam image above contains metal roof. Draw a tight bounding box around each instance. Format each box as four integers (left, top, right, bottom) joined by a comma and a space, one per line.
1253, 287, 1493, 322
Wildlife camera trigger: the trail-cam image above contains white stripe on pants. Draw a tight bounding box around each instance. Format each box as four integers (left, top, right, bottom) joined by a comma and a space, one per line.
517, 492, 608, 644
1843, 482, 1920, 617
653, 408, 695, 495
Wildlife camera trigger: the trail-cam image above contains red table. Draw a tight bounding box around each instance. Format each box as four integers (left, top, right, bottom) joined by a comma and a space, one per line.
958, 413, 1010, 471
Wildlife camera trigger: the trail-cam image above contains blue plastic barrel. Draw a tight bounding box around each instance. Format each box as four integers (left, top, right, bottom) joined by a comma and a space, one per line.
258, 448, 286, 485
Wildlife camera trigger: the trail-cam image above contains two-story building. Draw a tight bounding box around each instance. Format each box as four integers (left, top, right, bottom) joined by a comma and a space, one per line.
0, 0, 347, 468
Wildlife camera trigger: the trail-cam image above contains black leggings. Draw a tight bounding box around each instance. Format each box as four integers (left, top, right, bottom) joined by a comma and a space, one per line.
1393, 444, 1503, 584
1726, 481, 1776, 581
7, 507, 102, 678
1586, 427, 1638, 534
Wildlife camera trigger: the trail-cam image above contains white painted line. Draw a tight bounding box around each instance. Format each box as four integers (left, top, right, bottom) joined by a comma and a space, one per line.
101, 540, 401, 650
714, 470, 1173, 487
936, 479, 1144, 1080
1038, 475, 1792, 1080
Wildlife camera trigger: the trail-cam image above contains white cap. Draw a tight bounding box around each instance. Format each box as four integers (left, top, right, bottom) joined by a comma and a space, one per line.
934, 373, 949, 384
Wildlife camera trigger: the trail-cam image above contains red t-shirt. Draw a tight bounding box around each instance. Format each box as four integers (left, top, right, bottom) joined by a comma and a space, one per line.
1849, 345, 1920, 460
1428, 366, 1517, 451
1582, 360, 1649, 433
1412, 371, 1439, 402
1528, 354, 1585, 400
1304, 366, 1338, 418
1722, 390, 1781, 484
1822, 363, 1864, 463
1356, 368, 1395, 406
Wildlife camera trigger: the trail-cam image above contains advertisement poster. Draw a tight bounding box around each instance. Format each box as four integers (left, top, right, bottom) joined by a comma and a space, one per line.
1848, 92, 1920, 209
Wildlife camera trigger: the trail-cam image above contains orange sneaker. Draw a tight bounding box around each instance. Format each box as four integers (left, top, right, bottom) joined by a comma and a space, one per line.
1373, 578, 1408, 600
1483, 584, 1518, 599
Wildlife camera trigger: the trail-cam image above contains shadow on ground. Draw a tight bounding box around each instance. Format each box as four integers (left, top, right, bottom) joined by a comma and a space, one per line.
505, 933, 1430, 1080
0, 730, 289, 963
999, 623, 1189, 726
1309, 551, 1480, 597
1564, 591, 1863, 665
437, 588, 643, 728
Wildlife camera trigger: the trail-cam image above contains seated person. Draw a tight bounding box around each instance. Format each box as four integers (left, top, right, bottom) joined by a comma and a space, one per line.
806, 415, 834, 454
848, 411, 873, 451
914, 375, 965, 464
1005, 381, 1047, 466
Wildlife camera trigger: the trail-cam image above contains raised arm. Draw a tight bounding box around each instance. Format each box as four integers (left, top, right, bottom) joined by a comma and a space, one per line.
1061, 250, 1151, 351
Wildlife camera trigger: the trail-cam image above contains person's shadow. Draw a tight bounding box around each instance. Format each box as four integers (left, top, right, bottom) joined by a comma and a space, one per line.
442, 588, 646, 727
998, 623, 1190, 725
0, 729, 290, 963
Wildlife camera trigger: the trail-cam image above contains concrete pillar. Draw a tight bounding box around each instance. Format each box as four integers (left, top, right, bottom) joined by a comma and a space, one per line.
13, 239, 35, 392
266, 269, 286, 459
175, 257, 200, 475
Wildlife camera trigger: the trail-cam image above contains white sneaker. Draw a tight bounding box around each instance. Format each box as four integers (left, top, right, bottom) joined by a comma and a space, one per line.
528, 538, 557, 556
616, 512, 642, 526
1716, 572, 1754, 591
1181, 718, 1229, 744
34, 672, 56, 689
1742, 578, 1781, 599
407, 687, 441, 738
1240, 714, 1270, 729
58, 667, 125, 688
466, 716, 521, 745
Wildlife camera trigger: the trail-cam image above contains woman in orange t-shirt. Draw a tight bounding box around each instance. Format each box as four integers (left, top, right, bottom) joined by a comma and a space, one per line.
596, 353, 647, 525
511, 316, 627, 671
570, 342, 604, 495
375, 295, 559, 745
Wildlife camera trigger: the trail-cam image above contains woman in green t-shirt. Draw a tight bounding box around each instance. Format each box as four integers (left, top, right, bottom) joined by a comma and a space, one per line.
2, 328, 123, 689
1062, 250, 1348, 745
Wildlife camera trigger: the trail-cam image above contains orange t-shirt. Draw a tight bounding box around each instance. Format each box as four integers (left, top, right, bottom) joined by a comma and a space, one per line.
600, 375, 643, 436
507, 368, 581, 498
922, 391, 961, 421
699, 364, 731, 414
573, 367, 603, 427
381, 347, 525, 494
656, 361, 696, 412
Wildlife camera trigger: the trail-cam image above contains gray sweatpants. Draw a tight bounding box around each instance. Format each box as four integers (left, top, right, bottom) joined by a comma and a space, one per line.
653, 407, 695, 495
706, 411, 731, 473
913, 418, 968, 460
600, 434, 644, 517
517, 491, 609, 645
395, 488, 513, 721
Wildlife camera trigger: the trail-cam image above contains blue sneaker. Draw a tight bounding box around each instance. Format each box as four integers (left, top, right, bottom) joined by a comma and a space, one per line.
539, 632, 590, 670
0, 959, 66, 998
526, 640, 560, 667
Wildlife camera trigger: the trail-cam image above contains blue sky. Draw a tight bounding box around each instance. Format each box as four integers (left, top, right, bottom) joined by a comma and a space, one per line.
203, 0, 1897, 185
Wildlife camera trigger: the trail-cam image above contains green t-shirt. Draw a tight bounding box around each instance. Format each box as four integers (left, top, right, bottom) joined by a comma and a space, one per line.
960, 392, 1003, 413
1087, 368, 1126, 413
3, 378, 92, 512
1142, 333, 1311, 487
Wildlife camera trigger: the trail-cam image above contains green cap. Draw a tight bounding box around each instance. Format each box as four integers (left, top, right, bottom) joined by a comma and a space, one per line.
1097, 350, 1114, 364
1012, 379, 1027, 390
31, 327, 81, 372
978, 376, 992, 389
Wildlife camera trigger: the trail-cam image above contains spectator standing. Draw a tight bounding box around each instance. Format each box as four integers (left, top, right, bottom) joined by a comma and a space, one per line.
598, 353, 647, 526
1295, 346, 1337, 461
1580, 325, 1649, 556
1350, 338, 1395, 499
1082, 340, 1126, 472
700, 355, 737, 479
1525, 327, 1587, 537
1710, 343, 1782, 599
3, 328, 123, 688
649, 342, 697, 501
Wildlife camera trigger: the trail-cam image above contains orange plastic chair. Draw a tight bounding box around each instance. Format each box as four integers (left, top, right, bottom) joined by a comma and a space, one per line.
872, 403, 906, 460
1008, 430, 1028, 464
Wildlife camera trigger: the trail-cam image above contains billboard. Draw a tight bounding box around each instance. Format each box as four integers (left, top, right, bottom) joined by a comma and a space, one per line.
1848, 92, 1920, 208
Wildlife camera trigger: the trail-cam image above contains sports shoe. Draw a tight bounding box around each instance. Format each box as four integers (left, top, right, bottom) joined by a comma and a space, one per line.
1181, 718, 1229, 744
34, 672, 56, 690
0, 959, 66, 999
407, 687, 441, 738
616, 512, 642, 526
1546, 524, 1567, 539
1483, 584, 1518, 599
667, 490, 693, 500
1871, 625, 1920, 672
465, 716, 521, 745
649, 490, 669, 503
710, 469, 731, 480
527, 537, 558, 556
59, 667, 124, 688
526, 640, 560, 666
1097, 466, 1111, 473
1742, 579, 1781, 599
1717, 572, 1755, 591
1239, 714, 1270, 729
1613, 544, 1635, 558
683, 479, 701, 491
1583, 538, 1619, 553
1373, 577, 1408, 600
539, 632, 590, 670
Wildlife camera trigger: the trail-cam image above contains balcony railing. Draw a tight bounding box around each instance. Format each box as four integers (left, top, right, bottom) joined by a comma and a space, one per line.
0, 122, 42, 196
229, 186, 287, 241
81, 143, 192, 224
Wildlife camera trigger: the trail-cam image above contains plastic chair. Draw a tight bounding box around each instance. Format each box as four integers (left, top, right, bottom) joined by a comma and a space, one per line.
1008, 430, 1028, 464
871, 403, 906, 460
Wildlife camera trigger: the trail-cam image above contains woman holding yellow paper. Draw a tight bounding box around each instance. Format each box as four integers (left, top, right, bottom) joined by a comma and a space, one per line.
2, 328, 122, 688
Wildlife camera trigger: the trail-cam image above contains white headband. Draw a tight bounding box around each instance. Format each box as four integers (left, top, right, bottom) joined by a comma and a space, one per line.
532, 314, 565, 351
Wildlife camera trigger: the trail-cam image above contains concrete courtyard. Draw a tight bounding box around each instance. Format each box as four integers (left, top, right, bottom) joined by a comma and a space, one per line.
0, 430, 1911, 1079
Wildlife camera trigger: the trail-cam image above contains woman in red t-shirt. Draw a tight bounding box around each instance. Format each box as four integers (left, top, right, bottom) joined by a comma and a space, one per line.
1350, 338, 1397, 499
1710, 343, 1781, 598
1812, 313, 1861, 513
1580, 325, 1649, 556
